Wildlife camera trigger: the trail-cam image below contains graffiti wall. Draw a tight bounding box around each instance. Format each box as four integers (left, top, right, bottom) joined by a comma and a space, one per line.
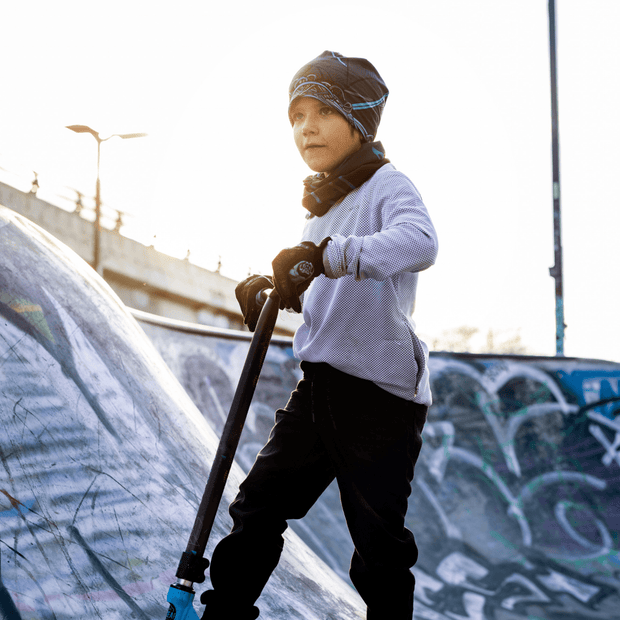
139, 319, 620, 620
411, 354, 620, 619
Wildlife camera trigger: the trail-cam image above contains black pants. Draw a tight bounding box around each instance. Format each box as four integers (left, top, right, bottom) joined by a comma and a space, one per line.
204, 362, 427, 619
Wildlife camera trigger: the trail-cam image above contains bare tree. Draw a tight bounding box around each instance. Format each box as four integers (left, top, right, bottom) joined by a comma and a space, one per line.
431, 326, 530, 355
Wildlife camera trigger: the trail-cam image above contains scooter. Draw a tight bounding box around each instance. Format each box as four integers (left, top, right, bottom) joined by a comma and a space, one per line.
165, 287, 281, 620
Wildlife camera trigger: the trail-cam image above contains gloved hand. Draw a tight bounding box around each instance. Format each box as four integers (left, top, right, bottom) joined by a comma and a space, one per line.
235, 274, 274, 331
272, 238, 330, 313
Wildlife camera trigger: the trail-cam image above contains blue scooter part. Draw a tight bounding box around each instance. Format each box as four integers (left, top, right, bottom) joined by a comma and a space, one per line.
166, 583, 200, 620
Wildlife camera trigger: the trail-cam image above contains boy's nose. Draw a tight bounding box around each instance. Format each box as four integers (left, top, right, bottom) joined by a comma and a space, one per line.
302, 116, 317, 135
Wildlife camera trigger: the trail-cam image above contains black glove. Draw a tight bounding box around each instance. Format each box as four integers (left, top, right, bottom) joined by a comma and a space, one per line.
235, 274, 274, 331
272, 238, 330, 313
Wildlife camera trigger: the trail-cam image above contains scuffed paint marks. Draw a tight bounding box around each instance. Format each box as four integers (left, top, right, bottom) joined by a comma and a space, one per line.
0, 292, 54, 343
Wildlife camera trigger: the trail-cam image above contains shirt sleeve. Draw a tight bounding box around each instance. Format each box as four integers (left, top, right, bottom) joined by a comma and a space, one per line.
323, 170, 438, 281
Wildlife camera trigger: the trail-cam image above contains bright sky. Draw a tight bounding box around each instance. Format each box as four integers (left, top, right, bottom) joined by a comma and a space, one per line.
2, 0, 619, 362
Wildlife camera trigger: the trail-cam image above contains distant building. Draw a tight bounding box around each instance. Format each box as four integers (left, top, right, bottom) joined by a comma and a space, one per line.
0, 179, 301, 337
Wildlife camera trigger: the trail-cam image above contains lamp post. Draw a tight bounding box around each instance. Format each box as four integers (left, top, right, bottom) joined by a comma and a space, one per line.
547, 0, 565, 356
66, 125, 147, 275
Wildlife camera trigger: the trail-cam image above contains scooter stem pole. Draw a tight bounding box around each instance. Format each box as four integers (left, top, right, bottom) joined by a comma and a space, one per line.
165, 288, 280, 619
187, 288, 280, 559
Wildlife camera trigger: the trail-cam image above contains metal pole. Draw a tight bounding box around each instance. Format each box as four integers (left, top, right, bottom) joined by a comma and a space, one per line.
166, 289, 281, 619
548, 0, 565, 356
94, 138, 102, 275
66, 125, 146, 277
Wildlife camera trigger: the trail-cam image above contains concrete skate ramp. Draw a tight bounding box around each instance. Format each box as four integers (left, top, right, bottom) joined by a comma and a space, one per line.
137, 305, 620, 619
0, 204, 365, 618
3, 204, 620, 620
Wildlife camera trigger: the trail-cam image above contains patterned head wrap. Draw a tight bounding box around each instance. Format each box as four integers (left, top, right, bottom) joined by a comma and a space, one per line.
288, 51, 389, 143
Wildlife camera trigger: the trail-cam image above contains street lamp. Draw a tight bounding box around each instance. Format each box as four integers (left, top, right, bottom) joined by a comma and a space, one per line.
66, 125, 147, 275
547, 0, 566, 356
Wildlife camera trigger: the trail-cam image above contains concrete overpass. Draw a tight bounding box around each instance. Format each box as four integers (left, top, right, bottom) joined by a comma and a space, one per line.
0, 178, 301, 337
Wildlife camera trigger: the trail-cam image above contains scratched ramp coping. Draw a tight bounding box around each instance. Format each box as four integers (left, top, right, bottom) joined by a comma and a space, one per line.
0, 204, 364, 618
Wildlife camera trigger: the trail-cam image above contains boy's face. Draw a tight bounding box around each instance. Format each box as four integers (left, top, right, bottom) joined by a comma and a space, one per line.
290, 97, 363, 176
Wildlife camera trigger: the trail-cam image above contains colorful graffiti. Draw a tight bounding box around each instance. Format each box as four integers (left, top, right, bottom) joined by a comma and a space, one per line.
410, 355, 620, 619
139, 327, 620, 620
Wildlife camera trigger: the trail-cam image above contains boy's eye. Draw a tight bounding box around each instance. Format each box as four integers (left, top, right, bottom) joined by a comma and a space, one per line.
291, 111, 304, 122
319, 106, 333, 116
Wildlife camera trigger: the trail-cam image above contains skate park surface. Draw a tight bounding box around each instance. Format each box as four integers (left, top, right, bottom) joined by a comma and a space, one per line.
1, 203, 620, 619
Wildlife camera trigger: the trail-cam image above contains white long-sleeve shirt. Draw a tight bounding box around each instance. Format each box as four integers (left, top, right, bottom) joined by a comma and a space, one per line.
293, 163, 438, 405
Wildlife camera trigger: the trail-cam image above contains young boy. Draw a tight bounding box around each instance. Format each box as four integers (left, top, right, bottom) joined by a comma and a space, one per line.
201, 51, 438, 620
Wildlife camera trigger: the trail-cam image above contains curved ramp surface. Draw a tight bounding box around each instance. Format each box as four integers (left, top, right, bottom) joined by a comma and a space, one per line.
0, 205, 365, 619
137, 305, 620, 619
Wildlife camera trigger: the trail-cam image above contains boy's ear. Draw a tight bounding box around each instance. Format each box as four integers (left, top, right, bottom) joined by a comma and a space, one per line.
351, 125, 364, 143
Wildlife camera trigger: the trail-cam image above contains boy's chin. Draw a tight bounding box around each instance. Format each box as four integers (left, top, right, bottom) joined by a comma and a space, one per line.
306, 165, 330, 177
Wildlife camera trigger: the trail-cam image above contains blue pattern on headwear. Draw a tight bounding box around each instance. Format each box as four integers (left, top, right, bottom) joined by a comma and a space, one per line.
351, 94, 389, 110
331, 51, 347, 67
